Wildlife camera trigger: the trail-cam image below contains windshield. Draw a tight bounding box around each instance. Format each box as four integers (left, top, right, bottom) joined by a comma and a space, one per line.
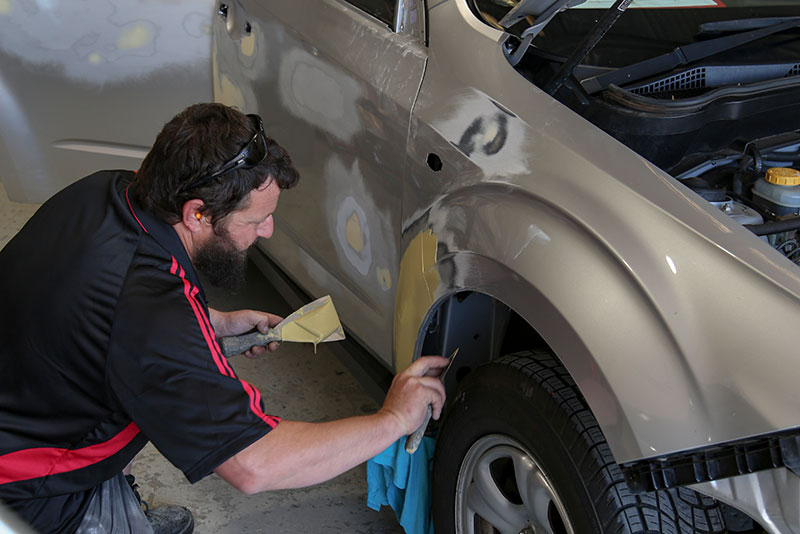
473, 1, 800, 69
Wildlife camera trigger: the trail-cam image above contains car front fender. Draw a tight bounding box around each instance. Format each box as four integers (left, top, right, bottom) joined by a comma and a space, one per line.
395, 182, 800, 464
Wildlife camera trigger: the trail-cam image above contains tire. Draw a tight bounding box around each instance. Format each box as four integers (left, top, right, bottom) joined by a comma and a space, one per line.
432, 351, 728, 534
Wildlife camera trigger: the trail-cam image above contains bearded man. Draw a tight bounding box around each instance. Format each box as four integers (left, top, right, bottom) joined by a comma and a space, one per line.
0, 103, 447, 534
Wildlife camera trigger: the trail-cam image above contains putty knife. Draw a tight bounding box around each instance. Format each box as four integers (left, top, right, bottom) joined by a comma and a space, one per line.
219, 295, 345, 357
405, 348, 459, 454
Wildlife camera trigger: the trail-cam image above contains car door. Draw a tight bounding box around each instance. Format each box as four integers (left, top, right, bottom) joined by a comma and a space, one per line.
213, 0, 427, 365
0, 0, 215, 203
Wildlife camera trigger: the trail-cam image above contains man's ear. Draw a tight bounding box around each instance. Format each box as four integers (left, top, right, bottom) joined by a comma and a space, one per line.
180, 199, 208, 233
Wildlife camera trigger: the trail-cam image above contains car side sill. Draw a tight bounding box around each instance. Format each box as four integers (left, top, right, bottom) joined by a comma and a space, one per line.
621, 427, 800, 494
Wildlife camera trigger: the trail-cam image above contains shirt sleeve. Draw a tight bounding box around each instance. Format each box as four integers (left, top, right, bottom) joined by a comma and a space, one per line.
107, 251, 279, 483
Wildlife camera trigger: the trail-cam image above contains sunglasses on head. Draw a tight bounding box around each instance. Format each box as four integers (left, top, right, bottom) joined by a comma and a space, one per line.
181, 114, 268, 192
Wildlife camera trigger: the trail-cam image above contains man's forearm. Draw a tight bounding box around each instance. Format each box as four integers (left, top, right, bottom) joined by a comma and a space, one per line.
215, 355, 448, 494
215, 411, 404, 493
208, 307, 227, 334
208, 307, 266, 337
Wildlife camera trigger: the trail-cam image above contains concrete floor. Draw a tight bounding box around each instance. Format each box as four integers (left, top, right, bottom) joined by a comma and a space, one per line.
1, 182, 404, 533
0, 182, 38, 250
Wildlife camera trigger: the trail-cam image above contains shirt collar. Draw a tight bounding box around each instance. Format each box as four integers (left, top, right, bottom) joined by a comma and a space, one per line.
121, 176, 207, 303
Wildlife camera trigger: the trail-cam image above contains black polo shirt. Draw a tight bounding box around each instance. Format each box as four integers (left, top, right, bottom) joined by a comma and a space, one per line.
0, 171, 279, 532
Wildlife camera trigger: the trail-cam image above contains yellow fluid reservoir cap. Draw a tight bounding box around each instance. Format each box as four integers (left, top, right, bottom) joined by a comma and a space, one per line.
765, 167, 800, 186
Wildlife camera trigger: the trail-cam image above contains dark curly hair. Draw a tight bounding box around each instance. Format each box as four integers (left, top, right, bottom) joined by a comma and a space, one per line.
131, 103, 299, 231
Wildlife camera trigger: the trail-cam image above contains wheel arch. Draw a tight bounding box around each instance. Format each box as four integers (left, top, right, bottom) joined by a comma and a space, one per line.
406, 253, 642, 464
395, 184, 710, 463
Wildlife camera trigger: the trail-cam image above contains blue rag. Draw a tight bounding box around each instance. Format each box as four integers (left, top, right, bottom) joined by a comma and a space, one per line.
366, 436, 435, 534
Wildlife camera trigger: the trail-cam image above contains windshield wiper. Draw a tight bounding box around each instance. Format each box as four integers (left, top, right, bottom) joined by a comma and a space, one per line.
581, 17, 800, 95
543, 0, 633, 96
699, 16, 800, 35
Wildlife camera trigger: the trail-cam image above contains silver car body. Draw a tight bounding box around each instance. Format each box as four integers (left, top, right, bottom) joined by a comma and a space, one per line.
213, 0, 800, 530
0, 0, 214, 203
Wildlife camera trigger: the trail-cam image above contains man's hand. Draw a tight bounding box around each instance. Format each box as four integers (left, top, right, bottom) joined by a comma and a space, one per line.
209, 308, 283, 357
215, 355, 450, 493
379, 355, 449, 436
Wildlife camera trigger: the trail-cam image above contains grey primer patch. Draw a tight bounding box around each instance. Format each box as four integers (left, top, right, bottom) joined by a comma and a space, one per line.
455, 113, 508, 156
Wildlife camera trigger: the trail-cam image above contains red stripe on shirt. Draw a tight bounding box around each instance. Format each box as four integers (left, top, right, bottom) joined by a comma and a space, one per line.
185, 276, 279, 427
187, 283, 279, 428
125, 184, 147, 233
176, 265, 231, 378
184, 287, 278, 426
172, 261, 279, 428
190, 285, 236, 378
0, 423, 140, 485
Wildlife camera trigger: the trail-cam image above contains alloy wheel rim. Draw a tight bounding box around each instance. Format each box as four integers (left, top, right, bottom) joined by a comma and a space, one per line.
455, 434, 575, 534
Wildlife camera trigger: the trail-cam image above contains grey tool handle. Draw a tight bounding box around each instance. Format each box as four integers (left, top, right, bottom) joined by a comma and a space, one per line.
405, 404, 432, 454
404, 347, 459, 454
219, 330, 279, 358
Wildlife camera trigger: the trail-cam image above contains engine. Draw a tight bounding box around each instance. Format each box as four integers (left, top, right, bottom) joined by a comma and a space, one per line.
676, 133, 800, 265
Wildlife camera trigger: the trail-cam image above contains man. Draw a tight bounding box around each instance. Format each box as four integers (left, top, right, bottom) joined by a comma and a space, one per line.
0, 103, 448, 533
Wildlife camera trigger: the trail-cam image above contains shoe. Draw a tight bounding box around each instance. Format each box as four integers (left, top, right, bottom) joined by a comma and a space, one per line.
145, 505, 194, 534
125, 474, 195, 534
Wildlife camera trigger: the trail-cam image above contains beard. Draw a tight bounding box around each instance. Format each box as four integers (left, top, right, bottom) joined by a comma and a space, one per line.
193, 226, 249, 291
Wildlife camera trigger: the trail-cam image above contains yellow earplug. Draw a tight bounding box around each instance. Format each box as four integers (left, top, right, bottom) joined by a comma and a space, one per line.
195, 213, 202, 220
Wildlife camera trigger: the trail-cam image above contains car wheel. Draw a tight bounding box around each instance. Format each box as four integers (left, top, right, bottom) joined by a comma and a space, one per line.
432, 351, 728, 534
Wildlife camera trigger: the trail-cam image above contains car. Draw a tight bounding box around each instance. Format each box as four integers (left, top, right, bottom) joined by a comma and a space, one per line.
211, 0, 800, 533
3, 0, 799, 532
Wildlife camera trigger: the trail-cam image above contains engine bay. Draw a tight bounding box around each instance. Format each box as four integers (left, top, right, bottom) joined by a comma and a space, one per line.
576, 79, 800, 266
501, 4, 800, 266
